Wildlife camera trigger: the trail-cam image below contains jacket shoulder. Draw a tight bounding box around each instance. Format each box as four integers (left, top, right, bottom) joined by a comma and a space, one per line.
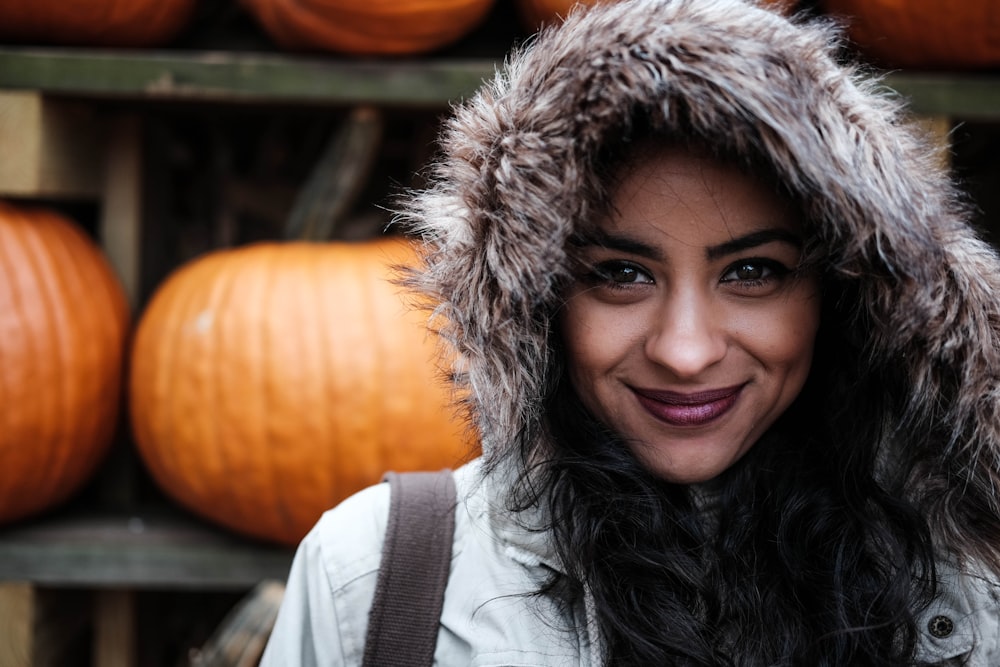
259, 481, 392, 666
916, 559, 1000, 665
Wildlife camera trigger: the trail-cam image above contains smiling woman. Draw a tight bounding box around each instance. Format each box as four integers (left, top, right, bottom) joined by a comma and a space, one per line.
562, 142, 821, 484
260, 1, 1000, 665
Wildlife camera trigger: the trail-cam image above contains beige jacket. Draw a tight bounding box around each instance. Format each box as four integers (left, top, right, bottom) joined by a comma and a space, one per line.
260, 461, 1000, 666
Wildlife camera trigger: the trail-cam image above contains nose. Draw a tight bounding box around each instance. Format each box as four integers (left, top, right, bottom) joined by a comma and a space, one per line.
644, 288, 727, 379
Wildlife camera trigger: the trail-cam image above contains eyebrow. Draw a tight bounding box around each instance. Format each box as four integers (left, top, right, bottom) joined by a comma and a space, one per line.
575, 229, 663, 260
705, 229, 803, 260
576, 228, 801, 261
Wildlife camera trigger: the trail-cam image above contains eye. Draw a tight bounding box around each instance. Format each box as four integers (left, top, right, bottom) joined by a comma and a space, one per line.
720, 258, 790, 287
589, 260, 654, 286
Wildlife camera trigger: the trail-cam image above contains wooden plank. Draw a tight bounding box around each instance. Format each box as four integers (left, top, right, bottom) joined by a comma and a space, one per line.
100, 112, 143, 310
0, 514, 293, 589
0, 583, 32, 667
0, 585, 91, 667
0, 90, 105, 198
0, 50, 999, 118
94, 591, 135, 667
0, 48, 496, 108
886, 73, 1000, 121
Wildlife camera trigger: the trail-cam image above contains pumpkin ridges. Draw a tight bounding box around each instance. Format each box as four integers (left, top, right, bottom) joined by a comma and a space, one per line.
277, 249, 334, 535
307, 251, 338, 525
243, 0, 495, 55
135, 251, 208, 509
371, 245, 415, 471
255, 247, 297, 535
197, 252, 247, 524
205, 252, 245, 528
820, 0, 1000, 68
154, 257, 201, 505
332, 249, 386, 500
203, 246, 287, 536
184, 253, 250, 524
31, 212, 109, 505
54, 212, 128, 484
0, 217, 46, 514
130, 238, 473, 544
367, 248, 393, 491
0, 204, 127, 523
302, 249, 344, 531
135, 255, 192, 519
11, 214, 72, 511
177, 253, 231, 518
0, 0, 197, 47
313, 249, 351, 518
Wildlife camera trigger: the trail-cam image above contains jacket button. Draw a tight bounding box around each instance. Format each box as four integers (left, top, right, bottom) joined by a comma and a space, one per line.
928, 615, 954, 638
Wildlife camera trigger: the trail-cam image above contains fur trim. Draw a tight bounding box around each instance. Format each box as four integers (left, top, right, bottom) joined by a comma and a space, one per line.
400, 0, 1000, 565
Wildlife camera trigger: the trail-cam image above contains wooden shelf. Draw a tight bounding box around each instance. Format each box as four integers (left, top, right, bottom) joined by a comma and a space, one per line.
0, 47, 496, 107
0, 511, 293, 590
885, 73, 1000, 121
0, 48, 998, 118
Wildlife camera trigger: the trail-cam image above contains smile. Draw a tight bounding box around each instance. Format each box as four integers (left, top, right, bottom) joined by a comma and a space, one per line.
631, 385, 744, 427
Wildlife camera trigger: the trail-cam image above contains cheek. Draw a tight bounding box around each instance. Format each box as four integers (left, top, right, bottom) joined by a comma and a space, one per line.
560, 291, 651, 355
560, 301, 605, 379
559, 296, 636, 395
737, 289, 822, 374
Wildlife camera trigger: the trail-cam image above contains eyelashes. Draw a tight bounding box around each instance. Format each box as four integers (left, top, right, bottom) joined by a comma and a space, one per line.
719, 258, 792, 287
582, 258, 793, 292
584, 261, 654, 287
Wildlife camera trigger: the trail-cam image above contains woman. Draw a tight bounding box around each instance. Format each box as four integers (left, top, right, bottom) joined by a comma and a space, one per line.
261, 0, 1000, 664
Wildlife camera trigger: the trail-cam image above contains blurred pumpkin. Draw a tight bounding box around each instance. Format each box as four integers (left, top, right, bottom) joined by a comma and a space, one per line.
241, 0, 497, 56
129, 236, 473, 545
0, 0, 196, 47
516, 0, 794, 32
820, 0, 1000, 69
0, 202, 129, 524
514, 0, 602, 32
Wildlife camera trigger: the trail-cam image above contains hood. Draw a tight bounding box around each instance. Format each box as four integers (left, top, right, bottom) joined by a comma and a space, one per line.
401, 0, 1000, 564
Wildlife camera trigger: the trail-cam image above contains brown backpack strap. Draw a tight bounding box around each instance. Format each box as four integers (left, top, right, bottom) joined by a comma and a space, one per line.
362, 469, 457, 667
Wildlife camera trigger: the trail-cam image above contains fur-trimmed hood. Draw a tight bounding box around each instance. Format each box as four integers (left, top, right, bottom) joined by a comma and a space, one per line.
402, 0, 1000, 565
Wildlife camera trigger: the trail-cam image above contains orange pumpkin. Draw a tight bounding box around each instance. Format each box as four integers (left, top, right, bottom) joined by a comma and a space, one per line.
129, 237, 474, 545
0, 202, 129, 524
820, 0, 1000, 69
241, 0, 497, 56
0, 0, 196, 47
516, 0, 793, 32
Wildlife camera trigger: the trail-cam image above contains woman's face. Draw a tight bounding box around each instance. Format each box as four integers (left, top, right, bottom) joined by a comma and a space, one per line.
561, 145, 821, 484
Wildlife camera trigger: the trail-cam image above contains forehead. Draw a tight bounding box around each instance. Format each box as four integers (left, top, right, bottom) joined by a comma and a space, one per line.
605, 143, 800, 242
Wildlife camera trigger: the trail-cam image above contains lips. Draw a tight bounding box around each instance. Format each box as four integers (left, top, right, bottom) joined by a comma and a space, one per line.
632, 384, 744, 427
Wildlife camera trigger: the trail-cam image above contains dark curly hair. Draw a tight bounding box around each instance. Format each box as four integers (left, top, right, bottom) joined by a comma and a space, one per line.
533, 330, 936, 665
502, 126, 940, 665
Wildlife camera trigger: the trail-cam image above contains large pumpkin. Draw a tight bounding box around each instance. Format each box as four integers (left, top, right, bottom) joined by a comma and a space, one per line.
0, 0, 196, 47
516, 0, 793, 32
0, 202, 129, 524
129, 236, 474, 545
820, 0, 1000, 69
241, 0, 496, 56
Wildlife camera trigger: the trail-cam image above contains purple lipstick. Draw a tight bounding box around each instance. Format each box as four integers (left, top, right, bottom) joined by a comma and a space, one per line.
632, 385, 744, 427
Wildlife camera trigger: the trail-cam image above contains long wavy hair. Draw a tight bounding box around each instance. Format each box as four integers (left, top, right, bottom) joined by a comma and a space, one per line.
504, 128, 940, 666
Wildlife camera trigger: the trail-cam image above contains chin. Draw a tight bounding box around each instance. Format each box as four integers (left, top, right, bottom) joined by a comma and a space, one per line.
637, 458, 732, 485
631, 444, 748, 485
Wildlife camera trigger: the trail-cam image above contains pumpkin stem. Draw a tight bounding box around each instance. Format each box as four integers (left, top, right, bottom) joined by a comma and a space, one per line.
283, 105, 384, 242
